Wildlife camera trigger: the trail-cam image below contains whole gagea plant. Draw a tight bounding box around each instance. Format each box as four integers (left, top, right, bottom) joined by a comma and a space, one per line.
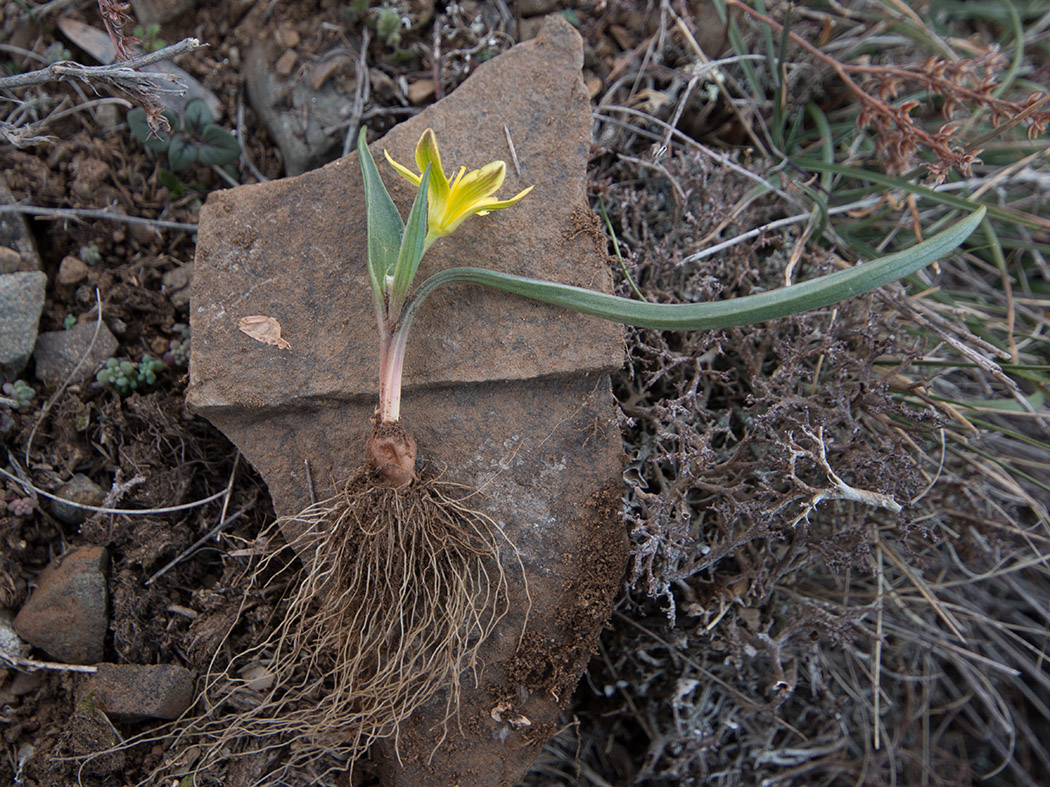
165, 128, 984, 784
360, 128, 984, 486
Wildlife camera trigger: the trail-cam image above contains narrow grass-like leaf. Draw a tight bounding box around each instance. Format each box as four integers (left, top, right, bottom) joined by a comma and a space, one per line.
389, 165, 430, 312
410, 208, 984, 331
793, 158, 1048, 231
358, 128, 404, 311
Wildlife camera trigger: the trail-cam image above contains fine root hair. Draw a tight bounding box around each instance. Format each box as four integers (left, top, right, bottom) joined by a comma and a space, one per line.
149, 467, 524, 785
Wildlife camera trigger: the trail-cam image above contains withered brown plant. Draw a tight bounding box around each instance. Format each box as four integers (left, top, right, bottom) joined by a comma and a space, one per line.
727, 0, 1050, 179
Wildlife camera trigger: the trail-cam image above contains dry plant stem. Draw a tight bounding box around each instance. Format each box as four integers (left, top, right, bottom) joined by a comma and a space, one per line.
174, 469, 519, 783
0, 38, 204, 91
725, 0, 1049, 172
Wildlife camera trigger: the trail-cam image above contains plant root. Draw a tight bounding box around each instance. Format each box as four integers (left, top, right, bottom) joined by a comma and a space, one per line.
153, 467, 522, 785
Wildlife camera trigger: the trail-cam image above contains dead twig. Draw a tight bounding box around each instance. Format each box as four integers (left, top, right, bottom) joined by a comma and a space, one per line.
0, 38, 204, 93
0, 203, 196, 231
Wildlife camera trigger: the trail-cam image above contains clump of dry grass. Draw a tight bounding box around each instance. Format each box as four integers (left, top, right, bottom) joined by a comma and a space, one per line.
143, 469, 521, 785
522, 2, 1050, 784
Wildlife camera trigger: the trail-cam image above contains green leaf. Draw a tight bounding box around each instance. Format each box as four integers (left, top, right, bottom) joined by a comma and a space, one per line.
357, 128, 404, 311
198, 125, 241, 166
183, 98, 213, 133
389, 165, 430, 311
410, 208, 985, 331
168, 135, 197, 171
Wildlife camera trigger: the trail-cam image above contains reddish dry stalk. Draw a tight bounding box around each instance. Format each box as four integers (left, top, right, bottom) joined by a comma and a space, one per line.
725, 0, 1050, 177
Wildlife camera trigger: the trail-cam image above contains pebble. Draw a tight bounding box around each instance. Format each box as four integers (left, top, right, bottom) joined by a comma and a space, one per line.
83, 663, 196, 720
275, 49, 297, 78
407, 79, 435, 105
161, 262, 193, 309
50, 473, 107, 526
13, 546, 110, 664
56, 255, 89, 286
33, 321, 119, 387
0, 178, 42, 272
0, 245, 21, 273
279, 24, 300, 48
0, 271, 47, 378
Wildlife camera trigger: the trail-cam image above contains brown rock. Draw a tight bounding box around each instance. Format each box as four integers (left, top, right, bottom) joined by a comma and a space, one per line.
14, 546, 109, 664
278, 23, 300, 48
84, 663, 196, 720
189, 16, 625, 787
56, 255, 89, 286
406, 78, 435, 105
0, 246, 21, 274
310, 55, 348, 91
274, 49, 297, 78
0, 178, 42, 272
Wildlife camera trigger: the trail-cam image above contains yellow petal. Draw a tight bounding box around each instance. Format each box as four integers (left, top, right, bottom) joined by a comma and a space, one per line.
446, 161, 506, 218
383, 150, 421, 186
415, 128, 451, 209
414, 128, 443, 175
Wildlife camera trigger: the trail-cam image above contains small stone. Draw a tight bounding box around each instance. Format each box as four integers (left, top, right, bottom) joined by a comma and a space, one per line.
13, 546, 109, 665
56, 255, 89, 286
129, 0, 193, 25
161, 262, 193, 309
245, 43, 354, 175
10, 671, 42, 696
0, 178, 42, 272
518, 0, 559, 14
83, 663, 195, 720
275, 49, 297, 78
279, 24, 300, 48
310, 56, 347, 91
0, 271, 47, 378
406, 79, 435, 105
50, 473, 107, 526
33, 321, 119, 387
227, 45, 241, 69
0, 246, 21, 273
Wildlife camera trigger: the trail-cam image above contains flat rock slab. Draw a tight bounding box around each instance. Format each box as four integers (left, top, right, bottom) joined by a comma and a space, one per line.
189, 16, 626, 787
14, 546, 109, 664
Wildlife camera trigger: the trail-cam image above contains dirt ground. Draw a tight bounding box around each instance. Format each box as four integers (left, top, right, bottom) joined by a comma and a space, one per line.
2, 1, 1049, 786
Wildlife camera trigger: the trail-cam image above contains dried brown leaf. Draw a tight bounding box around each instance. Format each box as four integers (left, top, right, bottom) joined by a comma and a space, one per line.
238, 315, 291, 350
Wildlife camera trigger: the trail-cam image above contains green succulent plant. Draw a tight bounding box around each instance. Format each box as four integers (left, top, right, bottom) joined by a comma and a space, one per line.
1, 380, 35, 409
127, 98, 240, 172
96, 355, 166, 396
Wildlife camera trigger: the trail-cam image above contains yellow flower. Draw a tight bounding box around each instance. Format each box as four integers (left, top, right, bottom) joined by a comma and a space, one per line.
384, 128, 533, 247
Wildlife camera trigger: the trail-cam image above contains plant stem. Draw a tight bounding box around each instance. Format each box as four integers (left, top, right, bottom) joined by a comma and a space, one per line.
378, 320, 408, 423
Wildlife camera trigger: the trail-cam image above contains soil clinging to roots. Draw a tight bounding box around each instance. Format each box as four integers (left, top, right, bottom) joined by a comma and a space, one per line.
151, 467, 522, 784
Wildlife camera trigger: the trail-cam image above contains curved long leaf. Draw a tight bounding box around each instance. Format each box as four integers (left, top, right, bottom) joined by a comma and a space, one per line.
411, 207, 984, 331
357, 128, 404, 311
